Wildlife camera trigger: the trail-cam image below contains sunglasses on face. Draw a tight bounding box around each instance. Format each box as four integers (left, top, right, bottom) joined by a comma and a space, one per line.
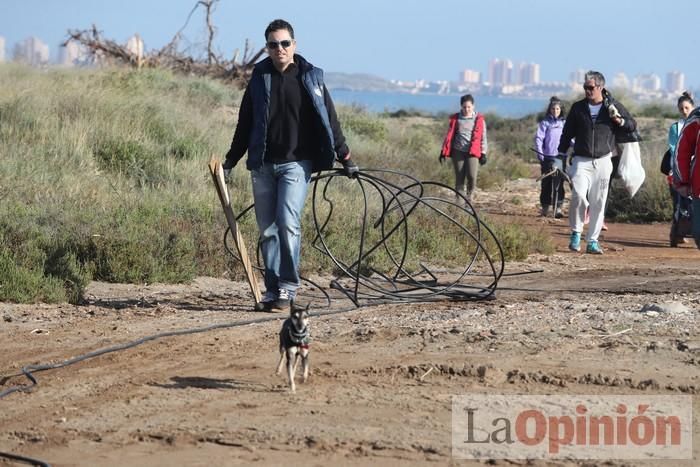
267, 40, 293, 50
583, 85, 598, 91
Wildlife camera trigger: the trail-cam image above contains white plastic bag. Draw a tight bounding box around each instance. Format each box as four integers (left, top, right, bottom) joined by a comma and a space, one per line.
617, 141, 645, 198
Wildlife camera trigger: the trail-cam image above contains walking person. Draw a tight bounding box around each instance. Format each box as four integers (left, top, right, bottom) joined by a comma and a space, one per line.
667, 92, 694, 244
440, 94, 488, 203
558, 71, 636, 254
223, 19, 358, 311
534, 96, 566, 218
672, 101, 700, 248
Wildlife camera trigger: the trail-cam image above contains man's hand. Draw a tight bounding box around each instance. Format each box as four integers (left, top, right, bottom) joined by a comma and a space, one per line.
479, 154, 487, 166
439, 153, 446, 164
559, 152, 571, 166
341, 158, 359, 178
542, 158, 554, 172
676, 184, 691, 197
611, 116, 624, 127
222, 159, 235, 180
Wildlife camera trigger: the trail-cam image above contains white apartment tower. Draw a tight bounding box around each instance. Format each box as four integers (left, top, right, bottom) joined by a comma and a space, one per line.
459, 69, 481, 85
126, 34, 144, 66
569, 69, 587, 85
633, 73, 661, 93
488, 58, 514, 86
13, 36, 49, 66
0, 36, 5, 63
612, 72, 630, 89
519, 62, 540, 85
666, 71, 685, 94
60, 40, 86, 66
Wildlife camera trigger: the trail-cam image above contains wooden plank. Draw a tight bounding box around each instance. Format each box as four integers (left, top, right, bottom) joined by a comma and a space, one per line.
208, 158, 263, 307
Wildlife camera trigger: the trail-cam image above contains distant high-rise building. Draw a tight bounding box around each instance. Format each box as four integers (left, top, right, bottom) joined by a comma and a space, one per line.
488, 58, 514, 86
612, 72, 630, 89
459, 69, 481, 84
126, 34, 144, 67
633, 73, 661, 93
13, 36, 49, 66
666, 71, 685, 94
59, 40, 87, 66
0, 36, 5, 63
519, 62, 540, 85
569, 69, 586, 84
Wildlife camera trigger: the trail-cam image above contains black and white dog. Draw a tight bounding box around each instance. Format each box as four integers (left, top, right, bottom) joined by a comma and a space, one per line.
275, 308, 310, 393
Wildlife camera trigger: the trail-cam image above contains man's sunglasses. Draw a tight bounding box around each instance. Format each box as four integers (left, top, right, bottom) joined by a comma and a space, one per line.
267, 40, 293, 50
583, 85, 598, 91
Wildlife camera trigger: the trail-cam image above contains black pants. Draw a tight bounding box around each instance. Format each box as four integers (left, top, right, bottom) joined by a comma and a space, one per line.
670, 185, 691, 215
540, 159, 565, 208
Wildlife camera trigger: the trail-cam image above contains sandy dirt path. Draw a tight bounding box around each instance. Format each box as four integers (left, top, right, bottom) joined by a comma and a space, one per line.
1, 180, 698, 466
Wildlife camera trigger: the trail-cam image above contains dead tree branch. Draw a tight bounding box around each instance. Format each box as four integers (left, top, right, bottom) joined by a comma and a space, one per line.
63, 0, 263, 87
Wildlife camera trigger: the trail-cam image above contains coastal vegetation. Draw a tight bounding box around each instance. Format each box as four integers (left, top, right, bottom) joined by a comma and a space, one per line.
0, 65, 676, 303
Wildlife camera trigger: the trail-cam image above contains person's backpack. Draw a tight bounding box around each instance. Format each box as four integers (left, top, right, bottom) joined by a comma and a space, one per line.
660, 149, 672, 175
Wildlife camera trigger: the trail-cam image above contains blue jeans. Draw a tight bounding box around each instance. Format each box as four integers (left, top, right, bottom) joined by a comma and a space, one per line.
251, 160, 312, 295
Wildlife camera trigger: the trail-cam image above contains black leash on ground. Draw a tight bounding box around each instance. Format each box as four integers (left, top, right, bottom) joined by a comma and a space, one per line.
0, 451, 50, 467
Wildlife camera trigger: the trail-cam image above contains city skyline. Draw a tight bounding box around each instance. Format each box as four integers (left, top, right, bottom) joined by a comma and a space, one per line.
0, 32, 691, 102
0, 0, 698, 88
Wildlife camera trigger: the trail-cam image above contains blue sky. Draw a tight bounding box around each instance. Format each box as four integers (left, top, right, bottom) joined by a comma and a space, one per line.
2, 0, 698, 88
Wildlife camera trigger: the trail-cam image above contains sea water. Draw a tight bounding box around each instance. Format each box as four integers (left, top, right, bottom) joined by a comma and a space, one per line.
331, 89, 548, 118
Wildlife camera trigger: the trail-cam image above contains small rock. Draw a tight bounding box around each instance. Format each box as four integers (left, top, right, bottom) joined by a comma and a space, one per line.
640, 302, 690, 314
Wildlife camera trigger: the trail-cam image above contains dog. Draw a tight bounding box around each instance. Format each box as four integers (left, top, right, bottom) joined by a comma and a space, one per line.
275, 307, 310, 393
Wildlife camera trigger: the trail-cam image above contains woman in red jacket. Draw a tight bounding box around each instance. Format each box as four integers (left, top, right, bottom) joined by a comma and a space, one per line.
440, 94, 488, 203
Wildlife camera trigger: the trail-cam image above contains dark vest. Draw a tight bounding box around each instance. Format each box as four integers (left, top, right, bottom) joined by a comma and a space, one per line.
246, 56, 337, 172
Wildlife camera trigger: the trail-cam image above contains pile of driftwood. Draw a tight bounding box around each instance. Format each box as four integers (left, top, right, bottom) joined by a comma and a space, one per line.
63, 0, 263, 87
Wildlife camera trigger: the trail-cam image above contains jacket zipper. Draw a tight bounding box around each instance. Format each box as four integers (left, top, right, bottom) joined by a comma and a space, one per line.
591, 107, 596, 157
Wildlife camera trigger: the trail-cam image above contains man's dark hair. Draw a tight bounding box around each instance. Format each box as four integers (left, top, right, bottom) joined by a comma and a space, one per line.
460, 94, 474, 105
265, 19, 295, 41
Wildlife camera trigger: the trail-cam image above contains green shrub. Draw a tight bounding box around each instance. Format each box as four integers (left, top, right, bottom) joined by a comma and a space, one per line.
44, 249, 90, 304
0, 218, 88, 304
635, 103, 677, 119
607, 168, 672, 223
0, 248, 67, 303
0, 97, 39, 143
93, 139, 164, 187
171, 136, 202, 159
338, 106, 387, 142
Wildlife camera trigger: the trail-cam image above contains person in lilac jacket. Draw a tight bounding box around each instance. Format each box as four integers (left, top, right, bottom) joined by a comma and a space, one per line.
534, 96, 566, 217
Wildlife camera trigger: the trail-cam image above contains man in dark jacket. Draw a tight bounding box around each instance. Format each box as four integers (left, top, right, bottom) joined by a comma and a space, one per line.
558, 70, 635, 255
223, 19, 358, 311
